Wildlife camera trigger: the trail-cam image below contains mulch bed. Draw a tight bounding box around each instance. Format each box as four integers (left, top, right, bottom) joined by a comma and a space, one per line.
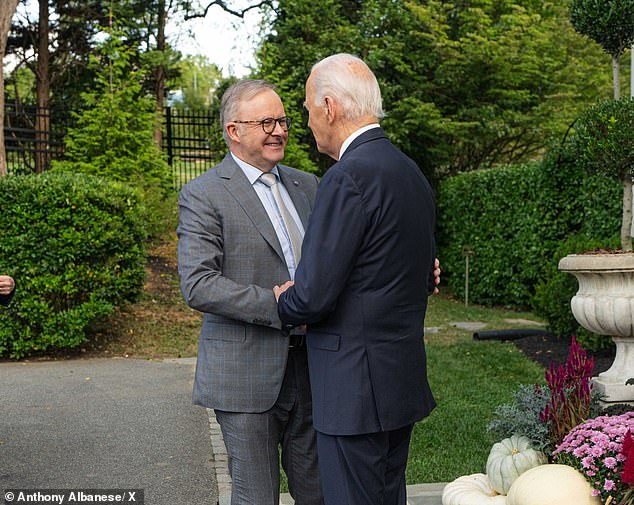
511, 332, 616, 375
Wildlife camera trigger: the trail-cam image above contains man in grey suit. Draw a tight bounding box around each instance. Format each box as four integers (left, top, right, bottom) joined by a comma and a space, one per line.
177, 80, 322, 505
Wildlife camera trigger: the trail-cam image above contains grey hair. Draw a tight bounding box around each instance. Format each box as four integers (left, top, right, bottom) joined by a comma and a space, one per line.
309, 54, 384, 121
219, 80, 278, 145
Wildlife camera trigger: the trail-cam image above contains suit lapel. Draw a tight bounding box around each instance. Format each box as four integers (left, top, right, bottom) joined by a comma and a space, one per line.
218, 155, 285, 261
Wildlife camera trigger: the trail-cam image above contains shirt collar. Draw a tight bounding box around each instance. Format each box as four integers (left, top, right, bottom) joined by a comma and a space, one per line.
231, 152, 280, 185
339, 124, 380, 159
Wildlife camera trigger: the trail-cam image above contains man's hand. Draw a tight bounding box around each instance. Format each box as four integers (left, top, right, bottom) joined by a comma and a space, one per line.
0, 275, 15, 296
274, 281, 294, 302
433, 258, 441, 295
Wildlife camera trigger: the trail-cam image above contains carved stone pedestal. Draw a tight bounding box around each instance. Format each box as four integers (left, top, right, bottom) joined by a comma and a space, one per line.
559, 253, 634, 403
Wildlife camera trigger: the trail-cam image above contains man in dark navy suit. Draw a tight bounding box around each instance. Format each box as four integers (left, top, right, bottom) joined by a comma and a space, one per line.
274, 54, 437, 505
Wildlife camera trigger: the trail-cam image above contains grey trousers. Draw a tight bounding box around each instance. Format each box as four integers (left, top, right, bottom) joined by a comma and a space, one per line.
215, 347, 323, 505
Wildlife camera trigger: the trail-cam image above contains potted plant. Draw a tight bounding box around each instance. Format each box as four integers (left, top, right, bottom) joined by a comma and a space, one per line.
558, 0, 634, 403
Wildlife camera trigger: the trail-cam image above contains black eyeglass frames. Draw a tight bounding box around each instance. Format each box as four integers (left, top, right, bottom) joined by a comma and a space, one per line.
232, 116, 292, 134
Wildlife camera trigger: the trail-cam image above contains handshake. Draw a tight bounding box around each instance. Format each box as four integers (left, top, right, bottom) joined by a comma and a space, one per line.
273, 280, 294, 302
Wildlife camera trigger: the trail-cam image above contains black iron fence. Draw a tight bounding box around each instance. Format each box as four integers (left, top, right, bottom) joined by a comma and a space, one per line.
4, 103, 70, 175
163, 106, 218, 188
3, 104, 219, 189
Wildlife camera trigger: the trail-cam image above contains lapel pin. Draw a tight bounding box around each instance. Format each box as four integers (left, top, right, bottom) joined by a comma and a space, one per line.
293, 180, 299, 186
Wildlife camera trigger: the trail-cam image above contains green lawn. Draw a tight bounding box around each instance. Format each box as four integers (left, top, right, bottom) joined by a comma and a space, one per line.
402, 296, 546, 483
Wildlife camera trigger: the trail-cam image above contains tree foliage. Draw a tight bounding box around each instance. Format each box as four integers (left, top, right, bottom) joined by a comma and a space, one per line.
570, 0, 634, 57
256, 0, 613, 182
52, 29, 171, 192
171, 54, 222, 109
255, 0, 362, 173
6, 0, 182, 107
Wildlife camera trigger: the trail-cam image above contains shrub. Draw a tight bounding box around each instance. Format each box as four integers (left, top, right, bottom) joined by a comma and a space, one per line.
436, 145, 621, 309
532, 233, 619, 348
488, 338, 603, 459
437, 162, 547, 307
487, 383, 551, 453
0, 173, 147, 358
51, 29, 172, 194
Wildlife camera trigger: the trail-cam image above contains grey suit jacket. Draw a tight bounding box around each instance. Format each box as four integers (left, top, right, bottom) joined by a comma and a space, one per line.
177, 153, 318, 412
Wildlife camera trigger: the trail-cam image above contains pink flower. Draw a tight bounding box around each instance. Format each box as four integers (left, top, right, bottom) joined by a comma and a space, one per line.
582, 456, 595, 468
591, 445, 605, 457
555, 413, 634, 505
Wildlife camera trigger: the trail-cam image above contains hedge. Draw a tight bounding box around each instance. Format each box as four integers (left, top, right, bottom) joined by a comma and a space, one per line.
0, 173, 147, 358
436, 146, 621, 311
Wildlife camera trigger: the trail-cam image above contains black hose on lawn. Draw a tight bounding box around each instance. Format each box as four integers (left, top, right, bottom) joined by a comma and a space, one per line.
473, 329, 553, 341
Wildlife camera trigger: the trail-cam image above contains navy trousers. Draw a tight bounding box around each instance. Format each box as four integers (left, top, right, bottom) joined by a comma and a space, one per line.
316, 423, 414, 505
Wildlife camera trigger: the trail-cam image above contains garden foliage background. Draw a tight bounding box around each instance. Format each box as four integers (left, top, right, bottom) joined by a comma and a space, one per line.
1, 0, 630, 356
437, 144, 622, 345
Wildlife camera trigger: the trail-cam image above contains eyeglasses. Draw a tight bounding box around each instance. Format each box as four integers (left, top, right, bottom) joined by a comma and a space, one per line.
233, 116, 292, 134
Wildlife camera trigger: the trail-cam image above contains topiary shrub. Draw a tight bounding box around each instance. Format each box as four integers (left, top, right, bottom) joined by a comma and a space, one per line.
0, 173, 147, 358
568, 97, 634, 250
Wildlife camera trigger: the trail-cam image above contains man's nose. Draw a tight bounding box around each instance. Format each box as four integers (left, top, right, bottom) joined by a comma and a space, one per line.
271, 119, 286, 134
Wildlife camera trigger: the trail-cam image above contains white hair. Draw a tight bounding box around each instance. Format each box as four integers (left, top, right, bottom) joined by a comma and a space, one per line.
309, 53, 384, 121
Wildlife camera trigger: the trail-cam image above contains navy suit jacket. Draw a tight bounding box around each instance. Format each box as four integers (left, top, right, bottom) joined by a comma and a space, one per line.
278, 127, 437, 436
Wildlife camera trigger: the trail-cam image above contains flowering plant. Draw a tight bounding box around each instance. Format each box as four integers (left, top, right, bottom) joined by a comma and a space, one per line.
553, 412, 634, 505
539, 336, 595, 452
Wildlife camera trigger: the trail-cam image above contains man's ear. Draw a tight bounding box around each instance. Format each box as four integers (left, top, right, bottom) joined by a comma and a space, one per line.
226, 123, 240, 143
324, 96, 336, 124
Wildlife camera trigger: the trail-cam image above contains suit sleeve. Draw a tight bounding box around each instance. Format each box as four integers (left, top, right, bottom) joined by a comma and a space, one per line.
278, 168, 367, 325
0, 287, 15, 307
177, 182, 282, 329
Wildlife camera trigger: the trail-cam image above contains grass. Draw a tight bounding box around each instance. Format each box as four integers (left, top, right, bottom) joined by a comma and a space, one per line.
88, 216, 550, 485
403, 296, 546, 483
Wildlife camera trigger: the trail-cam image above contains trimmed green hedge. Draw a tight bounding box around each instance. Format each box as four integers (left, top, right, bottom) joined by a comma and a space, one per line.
437, 146, 621, 311
0, 173, 147, 358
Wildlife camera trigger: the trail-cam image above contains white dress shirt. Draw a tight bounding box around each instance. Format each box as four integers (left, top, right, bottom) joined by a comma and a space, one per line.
339, 123, 381, 159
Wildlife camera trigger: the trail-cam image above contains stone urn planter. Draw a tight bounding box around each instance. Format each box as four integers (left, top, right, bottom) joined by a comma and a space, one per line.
558, 253, 634, 403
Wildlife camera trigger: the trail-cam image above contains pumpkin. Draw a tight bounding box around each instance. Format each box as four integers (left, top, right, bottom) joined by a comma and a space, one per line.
442, 473, 507, 505
506, 464, 601, 505
485, 435, 547, 494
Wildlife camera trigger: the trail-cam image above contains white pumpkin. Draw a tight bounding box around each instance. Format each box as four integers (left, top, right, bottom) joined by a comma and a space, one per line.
442, 473, 507, 505
485, 435, 547, 494
506, 464, 601, 505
